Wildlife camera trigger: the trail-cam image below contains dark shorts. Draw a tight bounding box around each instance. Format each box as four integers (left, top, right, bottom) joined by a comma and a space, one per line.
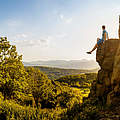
97, 39, 104, 45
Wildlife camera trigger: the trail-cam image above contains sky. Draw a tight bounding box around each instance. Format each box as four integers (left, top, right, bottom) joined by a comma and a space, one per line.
0, 0, 120, 62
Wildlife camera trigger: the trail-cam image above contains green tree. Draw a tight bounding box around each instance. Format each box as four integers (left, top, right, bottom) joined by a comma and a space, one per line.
0, 37, 29, 99
26, 67, 51, 108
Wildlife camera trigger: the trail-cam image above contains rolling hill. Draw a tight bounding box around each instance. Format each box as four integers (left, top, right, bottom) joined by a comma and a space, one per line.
23, 59, 99, 69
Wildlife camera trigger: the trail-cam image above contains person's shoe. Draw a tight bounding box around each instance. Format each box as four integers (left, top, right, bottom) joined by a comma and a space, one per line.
86, 52, 91, 54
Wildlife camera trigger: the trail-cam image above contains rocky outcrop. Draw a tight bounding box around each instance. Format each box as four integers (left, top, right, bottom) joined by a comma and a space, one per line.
90, 39, 120, 105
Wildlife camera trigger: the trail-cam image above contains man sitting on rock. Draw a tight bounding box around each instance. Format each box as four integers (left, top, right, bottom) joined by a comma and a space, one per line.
87, 25, 109, 54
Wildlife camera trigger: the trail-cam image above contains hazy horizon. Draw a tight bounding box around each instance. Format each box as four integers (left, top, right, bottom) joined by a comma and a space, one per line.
1, 0, 120, 61
24, 58, 96, 62
23, 59, 99, 70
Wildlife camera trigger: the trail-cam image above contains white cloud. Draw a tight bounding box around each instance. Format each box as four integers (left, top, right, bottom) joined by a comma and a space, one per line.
14, 34, 28, 39
9, 33, 68, 49
65, 18, 73, 24
16, 39, 49, 47
59, 14, 73, 24
6, 19, 22, 27
55, 33, 67, 39
10, 34, 49, 47
59, 14, 64, 20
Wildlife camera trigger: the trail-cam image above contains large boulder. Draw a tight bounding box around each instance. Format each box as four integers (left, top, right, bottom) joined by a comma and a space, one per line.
90, 39, 120, 105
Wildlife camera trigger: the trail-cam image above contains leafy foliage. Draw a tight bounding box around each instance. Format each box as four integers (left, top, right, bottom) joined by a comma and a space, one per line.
26, 67, 52, 108
0, 37, 100, 120
0, 37, 29, 100
26, 67, 82, 109
56, 73, 97, 88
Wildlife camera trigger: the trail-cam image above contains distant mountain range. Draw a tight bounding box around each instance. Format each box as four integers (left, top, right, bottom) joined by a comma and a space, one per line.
23, 59, 99, 69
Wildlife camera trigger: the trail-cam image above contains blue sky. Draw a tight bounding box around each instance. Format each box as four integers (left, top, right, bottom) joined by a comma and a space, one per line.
0, 0, 120, 61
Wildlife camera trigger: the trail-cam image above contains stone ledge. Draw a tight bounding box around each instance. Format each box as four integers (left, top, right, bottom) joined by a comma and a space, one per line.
90, 39, 120, 105
96, 39, 120, 70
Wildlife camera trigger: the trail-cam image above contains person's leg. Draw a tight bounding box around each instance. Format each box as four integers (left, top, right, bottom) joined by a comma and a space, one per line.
90, 43, 98, 53
86, 38, 99, 54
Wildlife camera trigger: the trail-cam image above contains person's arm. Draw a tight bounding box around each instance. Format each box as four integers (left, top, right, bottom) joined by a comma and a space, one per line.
104, 32, 107, 40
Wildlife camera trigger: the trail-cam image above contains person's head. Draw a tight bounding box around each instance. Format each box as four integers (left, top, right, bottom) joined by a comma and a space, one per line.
102, 25, 105, 30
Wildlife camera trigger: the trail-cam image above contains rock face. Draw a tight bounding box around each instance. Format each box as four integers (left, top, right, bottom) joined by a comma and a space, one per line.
90, 39, 120, 105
